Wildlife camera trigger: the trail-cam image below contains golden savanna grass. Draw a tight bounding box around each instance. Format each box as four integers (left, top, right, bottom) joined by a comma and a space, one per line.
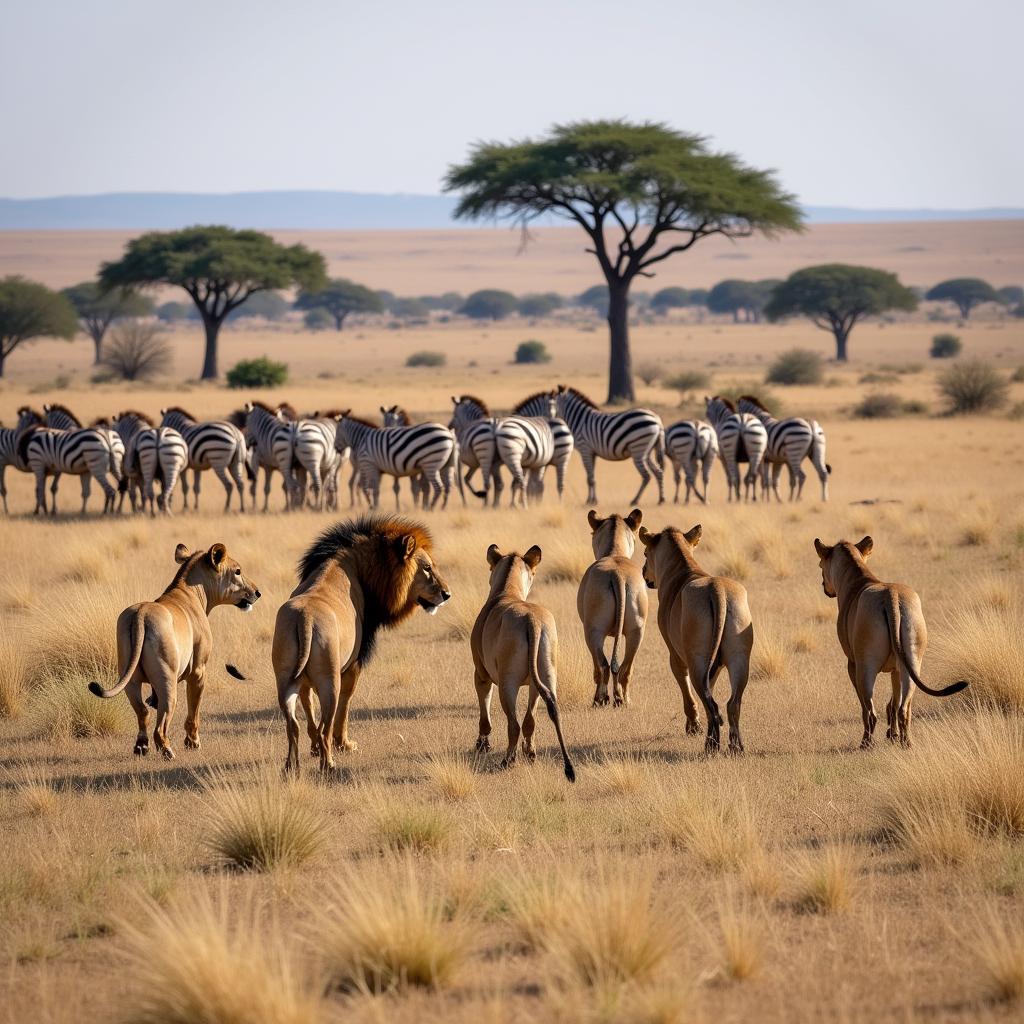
0, 262, 1023, 1023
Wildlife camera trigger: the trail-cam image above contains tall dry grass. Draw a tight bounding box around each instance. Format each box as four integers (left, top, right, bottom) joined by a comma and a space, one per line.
791, 844, 861, 914
968, 901, 1024, 1004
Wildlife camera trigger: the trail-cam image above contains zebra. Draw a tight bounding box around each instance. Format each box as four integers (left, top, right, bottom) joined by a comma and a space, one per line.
292, 412, 345, 511
553, 385, 665, 506
511, 392, 575, 504
738, 395, 831, 502
381, 406, 464, 509
112, 410, 189, 516
0, 407, 44, 513
665, 419, 719, 504
244, 401, 298, 511
160, 407, 248, 512
449, 396, 501, 506
44, 404, 126, 500
335, 412, 456, 510
704, 396, 768, 503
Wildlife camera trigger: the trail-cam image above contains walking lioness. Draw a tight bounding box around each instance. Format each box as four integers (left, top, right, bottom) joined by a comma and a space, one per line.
88, 543, 261, 759
814, 536, 967, 748
578, 508, 648, 707
639, 523, 753, 754
273, 515, 451, 775
472, 544, 576, 781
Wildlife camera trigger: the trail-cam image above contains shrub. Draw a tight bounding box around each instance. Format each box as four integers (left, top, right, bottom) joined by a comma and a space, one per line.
102, 321, 173, 381
518, 292, 563, 317
852, 392, 908, 419
302, 307, 333, 331
461, 289, 517, 320
766, 348, 823, 386
225, 356, 288, 389
576, 284, 608, 311
970, 903, 1024, 1004
406, 350, 446, 368
792, 845, 860, 914
663, 369, 711, 393
937, 360, 1009, 414
1011, 365, 1024, 383
391, 297, 431, 318
155, 301, 198, 322
514, 340, 551, 364
227, 291, 287, 321
634, 361, 662, 386
930, 332, 962, 358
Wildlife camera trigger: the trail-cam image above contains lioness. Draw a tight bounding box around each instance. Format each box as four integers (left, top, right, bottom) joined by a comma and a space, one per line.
88, 543, 261, 759
578, 508, 648, 707
472, 544, 576, 781
639, 523, 753, 754
814, 536, 967, 748
273, 514, 451, 775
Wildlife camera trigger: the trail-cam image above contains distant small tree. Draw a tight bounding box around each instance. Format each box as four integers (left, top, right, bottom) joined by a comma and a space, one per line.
390, 297, 431, 319
518, 293, 564, 317
461, 289, 518, 320
576, 285, 609, 312
765, 264, 918, 361
419, 292, 464, 311
707, 279, 778, 322
156, 301, 198, 323
295, 278, 384, 331
226, 356, 288, 389
996, 285, 1024, 307
514, 340, 551, 364
99, 226, 326, 379
228, 290, 288, 321
0, 276, 78, 378
926, 278, 999, 320
650, 287, 691, 313
303, 307, 333, 331
102, 321, 172, 380
62, 281, 153, 364
406, 350, 446, 367
930, 333, 962, 359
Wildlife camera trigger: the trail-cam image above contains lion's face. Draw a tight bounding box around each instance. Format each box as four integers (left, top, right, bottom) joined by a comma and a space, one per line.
408, 549, 451, 616
176, 543, 262, 611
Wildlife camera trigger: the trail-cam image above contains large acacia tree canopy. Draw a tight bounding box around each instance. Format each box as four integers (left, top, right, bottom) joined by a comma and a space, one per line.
0, 276, 78, 371
925, 277, 999, 315
766, 264, 917, 324
443, 120, 803, 281
99, 226, 327, 320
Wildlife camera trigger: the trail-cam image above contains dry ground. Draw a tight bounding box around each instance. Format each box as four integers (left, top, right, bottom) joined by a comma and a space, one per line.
2, 306, 1024, 1022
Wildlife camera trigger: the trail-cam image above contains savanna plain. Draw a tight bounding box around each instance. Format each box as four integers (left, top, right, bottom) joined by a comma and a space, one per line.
2, 226, 1024, 1024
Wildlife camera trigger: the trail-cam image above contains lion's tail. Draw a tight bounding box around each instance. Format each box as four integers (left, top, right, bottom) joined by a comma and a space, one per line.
293, 615, 314, 681
609, 574, 627, 676
527, 618, 576, 783
88, 614, 144, 699
706, 580, 728, 694
883, 589, 967, 698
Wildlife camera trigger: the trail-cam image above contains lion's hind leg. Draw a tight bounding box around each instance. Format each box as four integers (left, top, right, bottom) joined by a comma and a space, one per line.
126, 680, 150, 756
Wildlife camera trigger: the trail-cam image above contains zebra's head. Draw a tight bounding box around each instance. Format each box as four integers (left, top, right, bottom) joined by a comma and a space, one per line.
450, 396, 488, 426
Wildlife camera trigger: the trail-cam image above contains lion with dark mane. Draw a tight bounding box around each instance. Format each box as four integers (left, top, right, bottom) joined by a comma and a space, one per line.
273, 514, 452, 774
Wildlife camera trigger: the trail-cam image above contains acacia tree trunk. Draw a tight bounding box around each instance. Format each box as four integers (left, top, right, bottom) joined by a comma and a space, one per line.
91, 331, 104, 365
834, 325, 850, 361
335, 311, 348, 331
606, 281, 635, 403
200, 315, 222, 379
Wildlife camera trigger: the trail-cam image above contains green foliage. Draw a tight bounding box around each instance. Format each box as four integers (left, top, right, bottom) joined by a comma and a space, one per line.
518, 292, 564, 317
102, 321, 172, 381
575, 285, 609, 312
766, 264, 918, 360
650, 286, 707, 312
766, 348, 823, 385
406, 350, 446, 367
930, 333, 962, 359
707, 279, 779, 321
461, 289, 517, 320
303, 307, 333, 331
852, 393, 913, 419
390, 297, 431, 319
295, 277, 384, 329
926, 278, 999, 319
156, 301, 198, 322
227, 290, 287, 321
418, 292, 464, 311
996, 286, 1024, 306
514, 340, 551, 364
663, 369, 711, 392
225, 356, 288, 389
0, 275, 78, 376
937, 360, 1009, 414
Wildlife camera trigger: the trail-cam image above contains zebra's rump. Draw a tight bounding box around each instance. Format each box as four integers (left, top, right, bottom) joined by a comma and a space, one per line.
767, 418, 814, 461
364, 423, 455, 474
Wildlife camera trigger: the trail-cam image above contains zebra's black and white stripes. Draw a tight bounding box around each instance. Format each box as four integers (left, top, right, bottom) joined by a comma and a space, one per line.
160, 407, 248, 512
704, 396, 768, 502
665, 419, 719, 504
113, 410, 188, 515
450, 396, 500, 506
509, 393, 574, 505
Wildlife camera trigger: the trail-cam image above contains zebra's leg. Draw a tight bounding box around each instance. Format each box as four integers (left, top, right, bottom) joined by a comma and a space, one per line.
0, 466, 6, 514
580, 450, 598, 505
628, 453, 651, 506
180, 472, 190, 512
33, 469, 47, 515
555, 458, 567, 502
490, 464, 504, 508
645, 449, 665, 504
98, 473, 117, 515
772, 463, 785, 503
230, 460, 246, 513
213, 466, 234, 513
192, 469, 202, 511
262, 466, 273, 513
392, 475, 402, 512
424, 469, 444, 510
702, 458, 713, 505
505, 455, 527, 509
672, 462, 681, 503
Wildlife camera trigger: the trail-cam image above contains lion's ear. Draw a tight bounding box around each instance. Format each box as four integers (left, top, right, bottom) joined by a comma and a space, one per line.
626, 508, 643, 531
207, 543, 227, 568
524, 545, 543, 570
397, 535, 417, 560
174, 543, 191, 564
813, 538, 831, 559
486, 544, 502, 567
855, 536, 874, 559
684, 524, 702, 547
638, 526, 654, 546
587, 509, 601, 531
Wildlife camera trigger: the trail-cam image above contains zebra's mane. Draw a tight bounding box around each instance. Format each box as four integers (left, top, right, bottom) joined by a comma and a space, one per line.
558, 385, 598, 409
227, 409, 247, 429
116, 409, 154, 426
247, 399, 279, 415
513, 391, 551, 414
387, 407, 412, 426
163, 405, 197, 422
46, 403, 81, 426
277, 402, 298, 421
317, 409, 346, 419
345, 414, 380, 430
16, 426, 45, 462
711, 395, 737, 412
738, 395, 771, 414
16, 406, 44, 425
91, 416, 112, 427
457, 395, 490, 415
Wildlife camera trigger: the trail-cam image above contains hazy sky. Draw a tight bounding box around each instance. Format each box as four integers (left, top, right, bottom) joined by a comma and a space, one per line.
2, 0, 1022, 207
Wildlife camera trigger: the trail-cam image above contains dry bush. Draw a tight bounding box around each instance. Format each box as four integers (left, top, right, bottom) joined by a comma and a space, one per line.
928, 599, 1024, 710
877, 713, 1024, 864
968, 902, 1024, 1004
0, 632, 29, 717
421, 750, 477, 802
658, 782, 764, 871
751, 623, 789, 682
116, 889, 318, 1024
937, 360, 1009, 414
791, 844, 861, 914
590, 755, 655, 797
102, 320, 173, 381
371, 798, 452, 853
202, 773, 331, 871
712, 888, 763, 982
13, 763, 60, 817
316, 858, 473, 992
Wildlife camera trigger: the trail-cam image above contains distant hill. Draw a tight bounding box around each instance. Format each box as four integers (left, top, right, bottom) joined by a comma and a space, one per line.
0, 191, 1020, 230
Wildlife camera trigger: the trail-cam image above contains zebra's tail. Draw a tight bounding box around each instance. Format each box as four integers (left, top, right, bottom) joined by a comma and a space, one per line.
655, 428, 666, 471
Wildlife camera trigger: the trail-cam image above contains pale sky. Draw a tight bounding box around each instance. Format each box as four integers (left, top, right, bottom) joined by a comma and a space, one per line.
2, 0, 1022, 207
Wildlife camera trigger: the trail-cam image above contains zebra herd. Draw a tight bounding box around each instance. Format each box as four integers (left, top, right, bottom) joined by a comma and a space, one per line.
0, 388, 831, 516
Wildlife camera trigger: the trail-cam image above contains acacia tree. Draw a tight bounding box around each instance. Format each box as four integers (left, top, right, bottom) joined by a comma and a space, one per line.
295, 278, 384, 331
765, 264, 917, 361
99, 226, 326, 379
62, 281, 153, 364
444, 120, 801, 402
926, 278, 999, 319
0, 276, 78, 377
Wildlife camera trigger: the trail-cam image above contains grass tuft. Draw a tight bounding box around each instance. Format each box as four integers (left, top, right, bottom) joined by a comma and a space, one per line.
658, 783, 764, 871
421, 751, 477, 802
970, 902, 1024, 1003
792, 844, 860, 913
